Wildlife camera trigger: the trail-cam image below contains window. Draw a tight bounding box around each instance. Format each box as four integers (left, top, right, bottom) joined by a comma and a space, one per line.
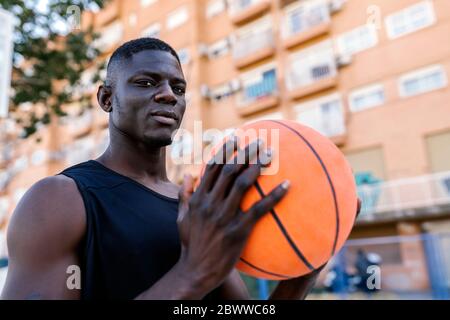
233, 16, 273, 59
206, 0, 226, 18
399, 65, 447, 97
294, 93, 345, 138
349, 84, 385, 112
12, 156, 28, 174
128, 13, 137, 26
177, 48, 190, 65
141, 23, 161, 38
94, 21, 123, 49
31, 150, 48, 166
210, 83, 234, 102
229, 0, 257, 15
13, 188, 27, 206
66, 137, 95, 166
94, 129, 110, 158
286, 40, 336, 90
426, 131, 450, 173
345, 147, 386, 180
385, 1, 436, 39
167, 7, 189, 30
208, 38, 230, 59
282, 0, 330, 38
336, 24, 378, 56
141, 0, 157, 7
0, 197, 8, 222
240, 63, 277, 105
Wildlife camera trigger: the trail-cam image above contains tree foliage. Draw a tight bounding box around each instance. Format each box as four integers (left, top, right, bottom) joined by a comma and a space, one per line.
0, 0, 108, 138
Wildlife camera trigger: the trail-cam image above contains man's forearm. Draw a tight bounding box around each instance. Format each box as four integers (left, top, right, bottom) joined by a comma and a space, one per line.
134, 259, 211, 300
269, 270, 321, 300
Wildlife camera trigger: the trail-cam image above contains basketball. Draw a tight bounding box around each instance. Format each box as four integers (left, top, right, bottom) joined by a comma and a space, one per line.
198, 119, 358, 280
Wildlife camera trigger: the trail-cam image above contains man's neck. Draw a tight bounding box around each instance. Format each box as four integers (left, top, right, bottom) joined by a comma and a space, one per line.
96, 125, 170, 184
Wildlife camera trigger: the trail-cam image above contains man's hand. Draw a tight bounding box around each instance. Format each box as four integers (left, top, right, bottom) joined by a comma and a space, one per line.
176, 138, 289, 296
269, 198, 362, 300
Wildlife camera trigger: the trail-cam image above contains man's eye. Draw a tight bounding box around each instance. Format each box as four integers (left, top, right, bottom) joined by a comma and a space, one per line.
173, 87, 186, 95
137, 80, 156, 87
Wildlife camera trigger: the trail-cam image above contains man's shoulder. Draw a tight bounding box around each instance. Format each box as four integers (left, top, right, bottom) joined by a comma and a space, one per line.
26, 175, 82, 204
8, 175, 86, 244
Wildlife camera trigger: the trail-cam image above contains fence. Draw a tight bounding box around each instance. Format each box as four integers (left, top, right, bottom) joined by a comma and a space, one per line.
243, 232, 450, 300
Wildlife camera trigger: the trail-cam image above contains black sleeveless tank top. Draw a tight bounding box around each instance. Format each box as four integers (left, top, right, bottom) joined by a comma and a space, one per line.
60, 160, 220, 300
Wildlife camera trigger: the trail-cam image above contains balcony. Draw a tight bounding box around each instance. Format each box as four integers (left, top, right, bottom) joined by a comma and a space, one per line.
356, 171, 450, 223
282, 0, 331, 49
294, 93, 347, 146
233, 28, 275, 69
286, 41, 338, 99
236, 68, 279, 116
229, 0, 271, 25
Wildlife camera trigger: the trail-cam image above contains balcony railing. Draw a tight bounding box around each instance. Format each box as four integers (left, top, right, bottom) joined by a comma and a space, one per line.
295, 99, 346, 139
228, 0, 270, 24
239, 68, 277, 105
233, 28, 274, 62
229, 0, 257, 14
287, 52, 337, 91
282, 0, 330, 39
357, 171, 450, 219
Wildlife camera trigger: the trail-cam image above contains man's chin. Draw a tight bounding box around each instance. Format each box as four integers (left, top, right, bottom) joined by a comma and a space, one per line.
142, 135, 172, 148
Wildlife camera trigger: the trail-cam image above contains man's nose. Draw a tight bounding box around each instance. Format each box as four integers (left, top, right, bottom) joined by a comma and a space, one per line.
154, 83, 177, 106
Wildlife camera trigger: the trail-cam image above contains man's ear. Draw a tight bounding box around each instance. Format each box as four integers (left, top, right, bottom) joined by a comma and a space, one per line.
97, 84, 113, 113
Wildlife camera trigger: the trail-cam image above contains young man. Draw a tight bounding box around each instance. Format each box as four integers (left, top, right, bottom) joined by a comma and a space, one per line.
1, 38, 354, 299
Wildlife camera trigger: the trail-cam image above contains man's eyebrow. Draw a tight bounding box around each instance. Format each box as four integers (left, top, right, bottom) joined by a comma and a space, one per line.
130, 70, 186, 85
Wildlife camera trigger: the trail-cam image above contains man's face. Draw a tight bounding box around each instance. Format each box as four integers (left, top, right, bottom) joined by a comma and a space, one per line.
110, 50, 187, 147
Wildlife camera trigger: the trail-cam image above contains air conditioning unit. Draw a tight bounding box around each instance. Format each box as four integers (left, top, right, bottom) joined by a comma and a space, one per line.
198, 43, 209, 57
229, 79, 241, 92
336, 53, 352, 67
200, 84, 211, 99
329, 0, 345, 13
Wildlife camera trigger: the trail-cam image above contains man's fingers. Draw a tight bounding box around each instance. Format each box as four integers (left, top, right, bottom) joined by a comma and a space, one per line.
210, 139, 266, 199
241, 180, 290, 228
212, 136, 239, 165
224, 164, 263, 215
178, 174, 195, 219
197, 137, 238, 194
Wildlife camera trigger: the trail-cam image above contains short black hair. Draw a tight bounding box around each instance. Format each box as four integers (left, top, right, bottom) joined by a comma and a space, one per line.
105, 37, 181, 87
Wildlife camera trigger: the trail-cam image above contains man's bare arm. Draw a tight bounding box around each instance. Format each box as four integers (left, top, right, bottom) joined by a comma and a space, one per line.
1, 175, 86, 299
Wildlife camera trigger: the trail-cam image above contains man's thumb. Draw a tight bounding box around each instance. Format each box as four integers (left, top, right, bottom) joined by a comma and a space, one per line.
179, 174, 194, 204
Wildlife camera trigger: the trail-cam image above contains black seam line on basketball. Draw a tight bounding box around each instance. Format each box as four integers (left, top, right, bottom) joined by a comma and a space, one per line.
254, 180, 315, 271
239, 258, 291, 279
269, 120, 340, 257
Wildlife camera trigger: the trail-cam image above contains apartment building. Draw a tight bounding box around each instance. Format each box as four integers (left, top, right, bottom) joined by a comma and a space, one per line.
1, 0, 450, 293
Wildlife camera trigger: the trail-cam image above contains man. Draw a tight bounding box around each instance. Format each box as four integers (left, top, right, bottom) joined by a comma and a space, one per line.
1, 38, 357, 299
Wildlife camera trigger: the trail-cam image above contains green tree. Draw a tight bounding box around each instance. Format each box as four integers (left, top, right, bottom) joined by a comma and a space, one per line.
0, 0, 108, 138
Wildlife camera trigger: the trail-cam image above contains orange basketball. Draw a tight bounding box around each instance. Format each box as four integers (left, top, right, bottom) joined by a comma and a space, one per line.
199, 119, 357, 280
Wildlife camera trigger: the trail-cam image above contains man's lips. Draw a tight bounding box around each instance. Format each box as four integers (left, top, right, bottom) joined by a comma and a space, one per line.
152, 115, 177, 125
150, 110, 178, 126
